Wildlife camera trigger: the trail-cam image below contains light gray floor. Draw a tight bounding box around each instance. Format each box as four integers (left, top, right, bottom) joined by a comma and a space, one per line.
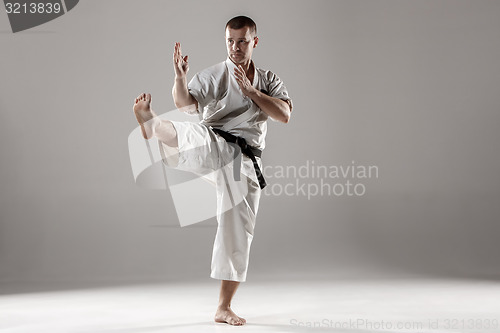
1, 277, 500, 333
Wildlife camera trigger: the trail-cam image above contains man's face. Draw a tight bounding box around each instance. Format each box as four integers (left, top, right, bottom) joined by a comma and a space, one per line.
225, 27, 258, 65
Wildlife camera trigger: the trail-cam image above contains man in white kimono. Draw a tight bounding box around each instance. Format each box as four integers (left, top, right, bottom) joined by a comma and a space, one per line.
133, 16, 292, 326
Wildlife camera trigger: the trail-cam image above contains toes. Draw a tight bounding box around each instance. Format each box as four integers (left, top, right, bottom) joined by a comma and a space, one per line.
135, 93, 148, 103
232, 317, 243, 325
229, 318, 241, 326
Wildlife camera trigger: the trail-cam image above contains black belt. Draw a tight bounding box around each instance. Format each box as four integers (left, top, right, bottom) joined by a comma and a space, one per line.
211, 127, 267, 189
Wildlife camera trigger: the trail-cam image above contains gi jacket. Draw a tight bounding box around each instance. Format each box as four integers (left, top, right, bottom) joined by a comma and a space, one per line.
187, 58, 293, 150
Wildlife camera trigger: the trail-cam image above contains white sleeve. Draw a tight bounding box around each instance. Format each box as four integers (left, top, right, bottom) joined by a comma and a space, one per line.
265, 71, 293, 112
187, 72, 215, 114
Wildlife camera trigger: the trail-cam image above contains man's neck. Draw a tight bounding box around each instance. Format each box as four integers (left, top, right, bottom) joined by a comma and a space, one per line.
228, 58, 254, 84
229, 58, 253, 73
240, 60, 252, 73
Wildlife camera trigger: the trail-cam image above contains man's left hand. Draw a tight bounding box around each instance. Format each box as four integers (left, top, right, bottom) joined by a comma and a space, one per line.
234, 65, 256, 97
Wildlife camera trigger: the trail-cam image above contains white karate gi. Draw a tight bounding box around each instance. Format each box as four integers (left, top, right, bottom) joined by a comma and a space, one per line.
159, 57, 292, 282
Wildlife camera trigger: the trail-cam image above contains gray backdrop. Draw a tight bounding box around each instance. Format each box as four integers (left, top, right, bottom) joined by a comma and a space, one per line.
1, 0, 499, 285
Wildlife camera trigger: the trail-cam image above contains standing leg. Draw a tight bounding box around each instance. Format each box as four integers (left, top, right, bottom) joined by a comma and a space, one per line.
211, 165, 262, 326
214, 280, 246, 325
210, 161, 261, 283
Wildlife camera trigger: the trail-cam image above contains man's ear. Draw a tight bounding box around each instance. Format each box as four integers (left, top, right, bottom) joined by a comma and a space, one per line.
253, 36, 259, 48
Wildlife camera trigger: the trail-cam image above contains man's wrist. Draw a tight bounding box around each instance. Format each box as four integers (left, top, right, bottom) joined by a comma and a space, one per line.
175, 75, 187, 83
247, 87, 260, 99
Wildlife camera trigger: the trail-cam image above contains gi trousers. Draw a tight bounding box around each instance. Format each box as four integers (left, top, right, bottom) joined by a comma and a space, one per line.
158, 120, 262, 282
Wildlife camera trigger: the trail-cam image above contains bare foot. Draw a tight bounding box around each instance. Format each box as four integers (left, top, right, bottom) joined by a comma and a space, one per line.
214, 306, 246, 326
133, 93, 158, 139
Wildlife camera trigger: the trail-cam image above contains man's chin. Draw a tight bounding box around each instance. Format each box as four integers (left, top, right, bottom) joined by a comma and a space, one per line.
230, 54, 245, 63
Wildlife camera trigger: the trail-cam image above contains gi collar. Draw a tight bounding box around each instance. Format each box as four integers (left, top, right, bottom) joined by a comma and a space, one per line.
225, 57, 258, 88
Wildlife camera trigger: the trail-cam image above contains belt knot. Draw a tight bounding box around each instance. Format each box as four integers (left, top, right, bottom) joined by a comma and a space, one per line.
236, 137, 248, 150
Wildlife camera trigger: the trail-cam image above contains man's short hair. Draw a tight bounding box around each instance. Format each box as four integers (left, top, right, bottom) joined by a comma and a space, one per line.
225, 16, 257, 36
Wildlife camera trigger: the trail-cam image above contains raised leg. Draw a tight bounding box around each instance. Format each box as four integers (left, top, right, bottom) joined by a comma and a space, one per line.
133, 93, 178, 148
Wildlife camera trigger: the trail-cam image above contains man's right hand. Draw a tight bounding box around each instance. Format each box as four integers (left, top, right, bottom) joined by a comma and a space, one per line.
173, 42, 189, 79
172, 42, 198, 110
